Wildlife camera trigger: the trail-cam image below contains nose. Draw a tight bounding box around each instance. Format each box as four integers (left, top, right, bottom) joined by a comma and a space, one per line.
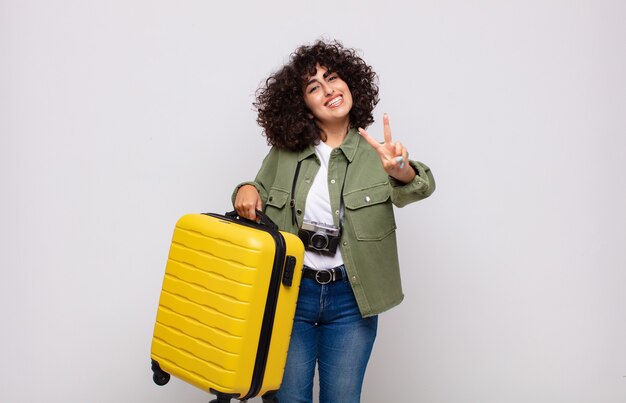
321, 81, 334, 96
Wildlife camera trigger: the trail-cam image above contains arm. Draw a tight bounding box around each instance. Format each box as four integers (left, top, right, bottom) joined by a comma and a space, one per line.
358, 114, 436, 207
388, 160, 435, 207
231, 147, 280, 220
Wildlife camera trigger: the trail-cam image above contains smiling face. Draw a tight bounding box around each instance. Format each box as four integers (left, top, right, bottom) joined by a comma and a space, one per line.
303, 64, 353, 129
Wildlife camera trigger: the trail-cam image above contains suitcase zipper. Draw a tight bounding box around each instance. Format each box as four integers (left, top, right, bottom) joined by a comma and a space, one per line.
243, 226, 286, 400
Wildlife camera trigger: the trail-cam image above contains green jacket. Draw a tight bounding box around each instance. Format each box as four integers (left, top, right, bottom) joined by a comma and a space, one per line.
233, 128, 435, 317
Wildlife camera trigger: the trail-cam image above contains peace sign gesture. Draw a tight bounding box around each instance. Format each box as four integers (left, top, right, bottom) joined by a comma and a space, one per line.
358, 114, 417, 183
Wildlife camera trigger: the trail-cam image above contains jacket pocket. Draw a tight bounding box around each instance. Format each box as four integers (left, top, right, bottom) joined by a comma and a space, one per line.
264, 187, 290, 229
344, 182, 396, 241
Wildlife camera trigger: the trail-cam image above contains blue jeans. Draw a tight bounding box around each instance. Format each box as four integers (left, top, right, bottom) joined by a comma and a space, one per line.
276, 266, 378, 403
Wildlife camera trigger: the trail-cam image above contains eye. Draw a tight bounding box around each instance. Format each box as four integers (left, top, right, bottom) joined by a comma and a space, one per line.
307, 84, 320, 94
328, 74, 338, 81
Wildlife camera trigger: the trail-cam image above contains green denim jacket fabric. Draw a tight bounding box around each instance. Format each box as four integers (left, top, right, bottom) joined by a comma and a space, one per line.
232, 128, 435, 317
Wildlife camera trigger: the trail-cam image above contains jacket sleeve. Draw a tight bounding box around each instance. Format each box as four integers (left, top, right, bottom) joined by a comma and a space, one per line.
388, 160, 436, 207
231, 147, 280, 207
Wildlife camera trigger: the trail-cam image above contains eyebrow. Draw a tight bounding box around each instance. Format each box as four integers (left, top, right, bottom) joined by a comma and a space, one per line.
304, 70, 335, 88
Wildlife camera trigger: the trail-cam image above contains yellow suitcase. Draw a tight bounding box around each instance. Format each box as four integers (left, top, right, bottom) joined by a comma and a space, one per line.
150, 211, 304, 402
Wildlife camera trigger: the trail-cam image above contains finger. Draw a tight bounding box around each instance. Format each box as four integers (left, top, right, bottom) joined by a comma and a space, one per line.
239, 206, 255, 221
395, 141, 403, 157
250, 198, 260, 219
389, 142, 401, 168
253, 201, 263, 220
242, 205, 251, 220
236, 202, 254, 220
234, 198, 244, 217
400, 146, 409, 169
358, 127, 382, 150
383, 113, 392, 144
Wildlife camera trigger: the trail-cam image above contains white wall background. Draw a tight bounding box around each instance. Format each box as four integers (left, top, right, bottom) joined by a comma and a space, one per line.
1, 1, 625, 402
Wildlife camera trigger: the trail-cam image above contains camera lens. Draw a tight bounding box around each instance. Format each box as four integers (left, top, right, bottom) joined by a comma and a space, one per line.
310, 232, 329, 250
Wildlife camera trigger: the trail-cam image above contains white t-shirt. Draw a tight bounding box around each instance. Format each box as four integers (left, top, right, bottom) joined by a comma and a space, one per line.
302, 141, 344, 270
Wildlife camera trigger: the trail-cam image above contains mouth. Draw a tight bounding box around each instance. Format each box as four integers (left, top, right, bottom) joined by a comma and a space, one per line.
325, 95, 344, 108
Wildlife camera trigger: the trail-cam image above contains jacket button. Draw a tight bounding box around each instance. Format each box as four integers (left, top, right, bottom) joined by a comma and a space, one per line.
364, 196, 371, 203
330, 179, 336, 184
296, 209, 302, 215
268, 196, 273, 202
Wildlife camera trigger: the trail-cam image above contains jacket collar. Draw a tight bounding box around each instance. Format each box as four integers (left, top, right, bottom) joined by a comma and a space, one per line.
296, 127, 360, 162
337, 127, 360, 162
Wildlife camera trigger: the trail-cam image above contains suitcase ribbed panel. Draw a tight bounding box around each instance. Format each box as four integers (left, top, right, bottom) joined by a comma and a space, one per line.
152, 214, 276, 394
151, 213, 304, 398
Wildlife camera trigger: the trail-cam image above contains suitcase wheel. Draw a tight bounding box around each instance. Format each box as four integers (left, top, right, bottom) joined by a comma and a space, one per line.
208, 397, 233, 403
152, 371, 170, 386
209, 390, 240, 403
151, 359, 170, 386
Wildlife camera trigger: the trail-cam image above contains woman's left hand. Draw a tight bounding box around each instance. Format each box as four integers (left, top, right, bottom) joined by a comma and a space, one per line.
358, 113, 417, 184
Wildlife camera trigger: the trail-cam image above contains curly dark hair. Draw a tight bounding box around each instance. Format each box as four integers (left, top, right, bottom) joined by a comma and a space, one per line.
254, 39, 380, 151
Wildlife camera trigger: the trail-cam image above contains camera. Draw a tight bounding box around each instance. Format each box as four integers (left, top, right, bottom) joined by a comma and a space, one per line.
298, 220, 341, 255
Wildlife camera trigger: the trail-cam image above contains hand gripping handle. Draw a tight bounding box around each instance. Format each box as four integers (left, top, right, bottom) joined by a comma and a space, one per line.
224, 209, 279, 232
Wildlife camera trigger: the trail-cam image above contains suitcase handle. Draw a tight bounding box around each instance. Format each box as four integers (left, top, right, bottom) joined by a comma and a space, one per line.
225, 210, 279, 231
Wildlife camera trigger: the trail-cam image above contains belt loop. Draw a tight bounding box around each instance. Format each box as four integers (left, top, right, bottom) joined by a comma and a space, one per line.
337, 264, 346, 278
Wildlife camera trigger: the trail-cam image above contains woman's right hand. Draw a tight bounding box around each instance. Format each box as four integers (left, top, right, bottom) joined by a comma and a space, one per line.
234, 184, 262, 221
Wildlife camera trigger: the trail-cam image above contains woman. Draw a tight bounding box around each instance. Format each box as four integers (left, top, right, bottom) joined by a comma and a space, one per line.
233, 39, 435, 403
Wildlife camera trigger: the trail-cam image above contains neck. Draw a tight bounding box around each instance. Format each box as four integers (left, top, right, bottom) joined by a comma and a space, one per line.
319, 121, 350, 148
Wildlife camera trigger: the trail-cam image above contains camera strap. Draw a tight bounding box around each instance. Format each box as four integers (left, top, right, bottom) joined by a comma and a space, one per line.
290, 161, 302, 227
290, 158, 349, 232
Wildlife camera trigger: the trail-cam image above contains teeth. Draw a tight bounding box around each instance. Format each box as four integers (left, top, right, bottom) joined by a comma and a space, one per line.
327, 96, 342, 107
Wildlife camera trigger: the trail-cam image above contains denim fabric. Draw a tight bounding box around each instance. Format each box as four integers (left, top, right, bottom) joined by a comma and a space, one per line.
276, 266, 378, 403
